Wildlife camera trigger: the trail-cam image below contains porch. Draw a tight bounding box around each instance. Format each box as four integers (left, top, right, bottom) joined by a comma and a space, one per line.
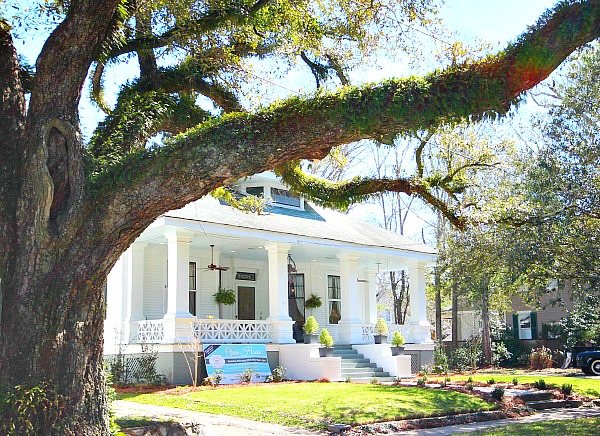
131, 318, 427, 345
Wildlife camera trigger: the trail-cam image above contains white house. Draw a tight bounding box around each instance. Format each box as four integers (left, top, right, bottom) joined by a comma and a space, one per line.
104, 173, 436, 383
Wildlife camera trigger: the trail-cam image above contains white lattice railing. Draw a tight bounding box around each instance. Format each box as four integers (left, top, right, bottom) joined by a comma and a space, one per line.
361, 323, 409, 341
361, 324, 375, 341
193, 319, 272, 343
136, 320, 165, 343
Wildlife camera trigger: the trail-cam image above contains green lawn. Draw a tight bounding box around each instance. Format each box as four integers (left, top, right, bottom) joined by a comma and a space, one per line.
118, 383, 496, 430
445, 374, 600, 398
468, 417, 600, 435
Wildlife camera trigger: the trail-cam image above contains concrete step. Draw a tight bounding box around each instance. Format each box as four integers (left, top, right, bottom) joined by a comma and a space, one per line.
341, 362, 377, 369
517, 391, 554, 402
333, 345, 354, 350
527, 399, 568, 410
345, 376, 396, 383
341, 367, 385, 375
333, 349, 359, 356
339, 357, 371, 364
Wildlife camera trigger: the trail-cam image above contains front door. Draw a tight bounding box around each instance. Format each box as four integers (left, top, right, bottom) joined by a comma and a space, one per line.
237, 286, 255, 320
288, 274, 305, 342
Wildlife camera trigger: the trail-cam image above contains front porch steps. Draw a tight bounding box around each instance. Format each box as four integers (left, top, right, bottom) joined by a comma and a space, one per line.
333, 345, 394, 383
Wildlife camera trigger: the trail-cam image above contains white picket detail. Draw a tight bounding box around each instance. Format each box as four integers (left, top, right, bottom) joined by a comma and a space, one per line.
193, 319, 272, 343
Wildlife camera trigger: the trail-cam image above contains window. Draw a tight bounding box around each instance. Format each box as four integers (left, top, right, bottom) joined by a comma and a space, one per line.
246, 186, 264, 197
271, 188, 301, 207
328, 275, 341, 324
189, 262, 197, 316
514, 311, 538, 340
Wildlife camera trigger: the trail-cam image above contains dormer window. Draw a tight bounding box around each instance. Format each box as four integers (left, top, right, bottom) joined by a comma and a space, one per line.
246, 186, 264, 197
271, 188, 301, 208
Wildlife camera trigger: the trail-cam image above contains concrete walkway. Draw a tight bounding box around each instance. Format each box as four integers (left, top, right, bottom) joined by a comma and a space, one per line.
113, 400, 322, 435
396, 406, 600, 435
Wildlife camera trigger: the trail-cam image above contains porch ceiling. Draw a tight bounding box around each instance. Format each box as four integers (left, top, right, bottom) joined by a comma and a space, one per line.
136, 219, 427, 271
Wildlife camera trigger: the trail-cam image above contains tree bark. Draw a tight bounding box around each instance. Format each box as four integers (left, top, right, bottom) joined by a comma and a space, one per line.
434, 267, 442, 342
451, 279, 458, 347
480, 289, 492, 365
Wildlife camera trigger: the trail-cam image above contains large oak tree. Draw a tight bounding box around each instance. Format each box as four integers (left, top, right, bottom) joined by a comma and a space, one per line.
1, 0, 600, 433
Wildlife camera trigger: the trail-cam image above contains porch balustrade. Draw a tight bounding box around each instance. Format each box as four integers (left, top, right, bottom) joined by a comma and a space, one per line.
136, 320, 165, 343
361, 323, 409, 342
192, 319, 273, 343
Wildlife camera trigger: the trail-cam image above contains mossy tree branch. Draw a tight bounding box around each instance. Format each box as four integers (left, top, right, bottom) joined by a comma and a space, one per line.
85, 0, 600, 242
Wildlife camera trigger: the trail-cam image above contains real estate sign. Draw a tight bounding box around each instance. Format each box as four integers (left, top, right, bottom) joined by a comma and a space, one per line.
203, 344, 271, 384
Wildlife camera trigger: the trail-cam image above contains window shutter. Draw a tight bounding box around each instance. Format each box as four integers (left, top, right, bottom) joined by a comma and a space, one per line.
512, 314, 519, 340
530, 312, 538, 339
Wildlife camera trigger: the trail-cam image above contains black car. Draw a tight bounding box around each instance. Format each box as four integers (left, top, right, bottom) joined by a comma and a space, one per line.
576, 350, 600, 375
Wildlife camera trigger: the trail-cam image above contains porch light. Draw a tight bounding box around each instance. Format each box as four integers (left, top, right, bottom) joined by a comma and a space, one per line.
287, 254, 297, 273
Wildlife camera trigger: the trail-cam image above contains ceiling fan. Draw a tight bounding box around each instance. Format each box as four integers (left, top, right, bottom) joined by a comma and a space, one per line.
206, 244, 230, 271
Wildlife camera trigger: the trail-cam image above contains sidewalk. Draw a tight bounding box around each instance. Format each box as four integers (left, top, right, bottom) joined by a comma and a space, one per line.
113, 400, 322, 435
396, 406, 600, 435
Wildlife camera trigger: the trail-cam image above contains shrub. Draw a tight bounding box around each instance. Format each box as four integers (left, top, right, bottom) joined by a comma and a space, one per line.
392, 377, 402, 385
270, 366, 286, 382
391, 331, 406, 346
491, 342, 513, 367
416, 378, 426, 387
433, 346, 448, 374
561, 383, 573, 396
238, 368, 254, 384
370, 377, 380, 385
0, 384, 66, 435
303, 316, 319, 335
375, 318, 388, 335
319, 328, 334, 347
439, 380, 447, 388
512, 377, 519, 386
487, 378, 495, 385
345, 376, 352, 383
529, 347, 553, 370
491, 386, 505, 401
467, 376, 473, 383
448, 340, 480, 371
466, 382, 474, 391
533, 379, 547, 390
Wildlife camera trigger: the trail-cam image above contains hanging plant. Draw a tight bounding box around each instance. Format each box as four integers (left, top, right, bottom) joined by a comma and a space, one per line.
304, 293, 322, 310
213, 288, 236, 305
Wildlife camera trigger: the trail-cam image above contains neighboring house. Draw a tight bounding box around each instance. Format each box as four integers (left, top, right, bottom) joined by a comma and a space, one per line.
505, 282, 573, 341
104, 173, 436, 384
442, 282, 572, 343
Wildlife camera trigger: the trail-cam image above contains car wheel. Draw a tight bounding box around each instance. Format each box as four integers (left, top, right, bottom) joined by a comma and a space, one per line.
591, 360, 600, 376
582, 367, 593, 375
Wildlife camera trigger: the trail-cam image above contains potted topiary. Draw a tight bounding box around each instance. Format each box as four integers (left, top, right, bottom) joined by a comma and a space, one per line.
213, 288, 236, 318
390, 331, 406, 356
374, 318, 388, 344
319, 328, 334, 357
303, 315, 319, 344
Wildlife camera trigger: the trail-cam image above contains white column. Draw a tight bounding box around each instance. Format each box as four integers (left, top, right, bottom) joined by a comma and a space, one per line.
265, 243, 294, 344
123, 243, 147, 341
164, 231, 193, 319
339, 254, 361, 323
104, 253, 127, 351
366, 270, 378, 325
408, 262, 433, 343
337, 254, 363, 344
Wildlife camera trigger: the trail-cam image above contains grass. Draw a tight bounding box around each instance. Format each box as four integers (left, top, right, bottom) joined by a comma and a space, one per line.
446, 374, 600, 397
114, 416, 165, 428
470, 417, 600, 435
118, 383, 496, 430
